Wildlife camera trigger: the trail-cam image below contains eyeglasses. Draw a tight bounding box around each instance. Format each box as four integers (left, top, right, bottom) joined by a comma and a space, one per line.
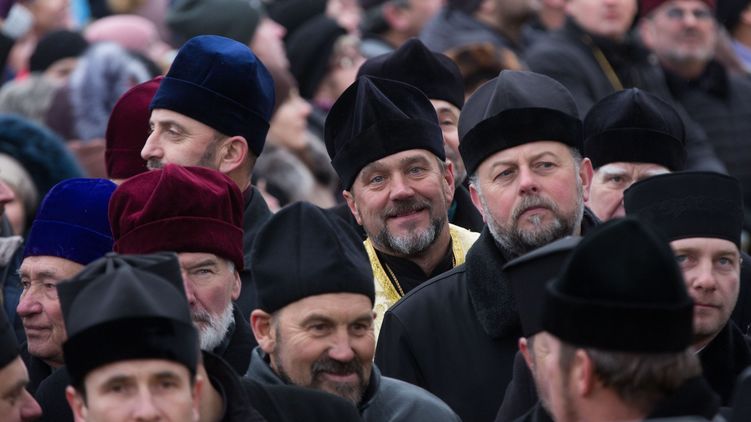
663, 7, 714, 21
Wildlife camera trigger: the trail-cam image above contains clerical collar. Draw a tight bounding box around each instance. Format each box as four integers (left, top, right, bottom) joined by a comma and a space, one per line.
376, 240, 455, 295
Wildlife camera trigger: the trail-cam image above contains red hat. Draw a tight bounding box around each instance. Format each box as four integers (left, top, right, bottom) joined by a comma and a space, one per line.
640, 0, 715, 17
105, 77, 162, 180
109, 164, 244, 270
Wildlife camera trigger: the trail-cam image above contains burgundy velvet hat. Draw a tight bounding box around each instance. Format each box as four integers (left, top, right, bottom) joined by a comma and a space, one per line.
109, 164, 245, 270
105, 76, 162, 180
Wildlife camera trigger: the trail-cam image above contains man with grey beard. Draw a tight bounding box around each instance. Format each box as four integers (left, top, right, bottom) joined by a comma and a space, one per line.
109, 164, 254, 375
375, 70, 598, 422
324, 75, 479, 335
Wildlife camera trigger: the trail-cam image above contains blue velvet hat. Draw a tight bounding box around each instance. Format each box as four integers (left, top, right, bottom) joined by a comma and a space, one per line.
150, 35, 275, 157
23, 178, 116, 265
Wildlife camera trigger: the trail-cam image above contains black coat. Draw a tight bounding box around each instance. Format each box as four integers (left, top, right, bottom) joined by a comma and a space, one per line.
644, 377, 721, 421
524, 18, 726, 173
35, 367, 72, 422
212, 304, 254, 376
664, 61, 751, 228
376, 210, 598, 422
496, 352, 544, 422
699, 321, 751, 406
236, 186, 272, 321
20, 343, 54, 394
203, 351, 267, 422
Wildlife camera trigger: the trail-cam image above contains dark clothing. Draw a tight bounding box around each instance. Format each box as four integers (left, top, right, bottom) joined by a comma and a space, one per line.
35, 367, 72, 422
496, 352, 543, 422
645, 377, 721, 421
329, 201, 366, 240
1, 215, 24, 344
203, 351, 267, 422
20, 343, 54, 394
375, 209, 599, 422
420, 7, 527, 56
236, 186, 272, 321
663, 61, 751, 224
376, 240, 455, 294
450, 185, 484, 233
731, 253, 751, 335
524, 18, 726, 173
213, 304, 254, 375
241, 377, 363, 422
246, 348, 460, 421
497, 321, 751, 420
699, 322, 751, 406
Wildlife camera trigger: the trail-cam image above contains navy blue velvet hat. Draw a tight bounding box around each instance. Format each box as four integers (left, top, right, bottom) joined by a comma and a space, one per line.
150, 35, 275, 157
23, 178, 116, 265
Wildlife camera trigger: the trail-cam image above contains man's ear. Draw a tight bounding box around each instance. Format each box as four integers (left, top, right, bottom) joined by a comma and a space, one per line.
192, 373, 204, 421
519, 337, 534, 370
443, 160, 456, 205
343, 190, 363, 225
231, 270, 241, 301
469, 183, 486, 220
579, 158, 594, 203
250, 309, 276, 353
66, 386, 87, 422
218, 136, 249, 175
572, 349, 596, 397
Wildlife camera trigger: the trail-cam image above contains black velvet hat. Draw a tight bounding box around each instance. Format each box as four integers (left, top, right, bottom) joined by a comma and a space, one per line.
0, 301, 18, 368
358, 38, 465, 109
60, 253, 199, 386
251, 202, 374, 313
458, 70, 582, 177
584, 88, 686, 171
325, 75, 445, 189
542, 218, 694, 353
624, 172, 743, 248
503, 236, 581, 338
286, 15, 347, 100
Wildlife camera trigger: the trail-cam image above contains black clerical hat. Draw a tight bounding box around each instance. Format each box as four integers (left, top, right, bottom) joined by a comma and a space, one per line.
325, 75, 445, 189
251, 202, 374, 313
458, 70, 582, 177
542, 218, 693, 353
624, 172, 743, 248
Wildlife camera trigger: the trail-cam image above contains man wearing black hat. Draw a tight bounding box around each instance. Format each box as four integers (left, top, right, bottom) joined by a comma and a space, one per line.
583, 88, 685, 222
540, 218, 720, 421
248, 202, 460, 421
0, 294, 41, 422
625, 171, 751, 407
140, 34, 276, 316
325, 75, 479, 335
375, 70, 597, 422
495, 237, 580, 422
59, 255, 203, 422
355, 37, 484, 233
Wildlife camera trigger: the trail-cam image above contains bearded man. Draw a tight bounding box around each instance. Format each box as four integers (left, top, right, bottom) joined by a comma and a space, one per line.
375, 70, 597, 422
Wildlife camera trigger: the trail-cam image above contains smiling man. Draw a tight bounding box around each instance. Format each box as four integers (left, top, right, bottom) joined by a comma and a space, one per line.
625, 171, 751, 406
325, 75, 478, 334
109, 164, 253, 376
375, 70, 597, 422
248, 202, 459, 421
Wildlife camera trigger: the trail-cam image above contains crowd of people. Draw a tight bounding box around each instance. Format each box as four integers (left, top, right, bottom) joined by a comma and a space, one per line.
1, 0, 751, 421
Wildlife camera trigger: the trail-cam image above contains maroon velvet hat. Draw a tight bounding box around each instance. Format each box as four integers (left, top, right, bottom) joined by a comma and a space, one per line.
105, 76, 162, 180
640, 0, 715, 17
109, 164, 244, 270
